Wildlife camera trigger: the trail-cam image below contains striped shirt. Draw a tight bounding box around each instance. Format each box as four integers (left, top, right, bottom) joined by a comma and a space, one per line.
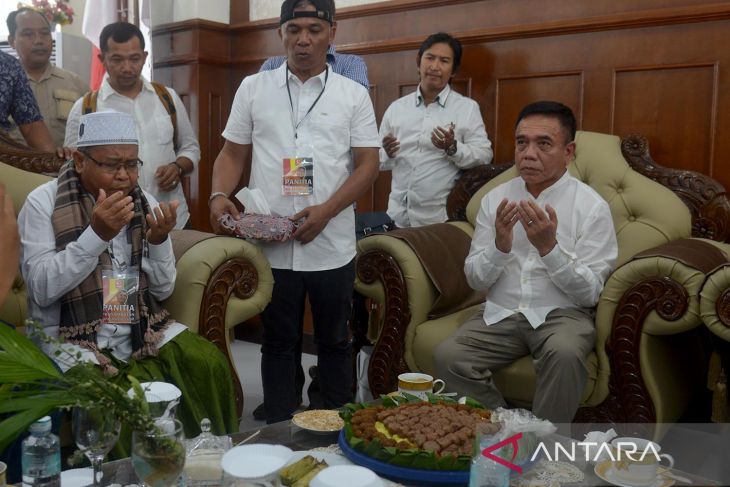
260, 45, 370, 89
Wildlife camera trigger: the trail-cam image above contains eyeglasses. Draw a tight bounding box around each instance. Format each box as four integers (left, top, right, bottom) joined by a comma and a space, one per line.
83, 152, 144, 174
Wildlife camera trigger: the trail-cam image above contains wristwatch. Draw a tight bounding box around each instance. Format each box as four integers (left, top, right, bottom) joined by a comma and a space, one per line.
445, 140, 458, 157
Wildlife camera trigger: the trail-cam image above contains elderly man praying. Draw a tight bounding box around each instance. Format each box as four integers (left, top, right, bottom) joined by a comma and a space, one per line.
18, 110, 238, 442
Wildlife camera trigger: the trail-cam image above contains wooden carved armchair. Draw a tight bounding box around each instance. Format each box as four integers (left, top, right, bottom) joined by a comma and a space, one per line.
355, 131, 730, 427
0, 134, 274, 417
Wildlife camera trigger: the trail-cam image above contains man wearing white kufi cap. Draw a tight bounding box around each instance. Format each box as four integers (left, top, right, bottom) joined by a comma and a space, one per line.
18, 110, 238, 450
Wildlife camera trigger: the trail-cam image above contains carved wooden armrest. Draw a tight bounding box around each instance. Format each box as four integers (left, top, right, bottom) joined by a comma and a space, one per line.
357, 249, 411, 397
0, 131, 64, 175
622, 134, 730, 242
577, 239, 722, 426
168, 231, 273, 418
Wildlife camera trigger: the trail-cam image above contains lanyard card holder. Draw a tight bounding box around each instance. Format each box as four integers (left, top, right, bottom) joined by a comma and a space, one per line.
282, 144, 314, 196
102, 268, 140, 325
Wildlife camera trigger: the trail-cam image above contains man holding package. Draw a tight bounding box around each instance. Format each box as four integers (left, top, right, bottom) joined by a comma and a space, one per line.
209, 0, 380, 423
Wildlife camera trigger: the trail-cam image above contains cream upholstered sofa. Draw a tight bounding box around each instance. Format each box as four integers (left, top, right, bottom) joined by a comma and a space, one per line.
355, 131, 730, 427
0, 135, 274, 417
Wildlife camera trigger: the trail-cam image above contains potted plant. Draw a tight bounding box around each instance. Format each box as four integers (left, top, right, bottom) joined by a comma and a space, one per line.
0, 323, 186, 486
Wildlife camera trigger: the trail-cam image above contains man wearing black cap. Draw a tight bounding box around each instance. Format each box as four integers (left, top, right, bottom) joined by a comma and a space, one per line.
259, 0, 369, 89
210, 0, 380, 423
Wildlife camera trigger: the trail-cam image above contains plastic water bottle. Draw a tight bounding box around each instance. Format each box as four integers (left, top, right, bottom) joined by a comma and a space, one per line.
21, 416, 60, 487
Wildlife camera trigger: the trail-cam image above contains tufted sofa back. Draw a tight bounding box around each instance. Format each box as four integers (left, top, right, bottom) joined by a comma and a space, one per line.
0, 162, 52, 328
465, 131, 692, 266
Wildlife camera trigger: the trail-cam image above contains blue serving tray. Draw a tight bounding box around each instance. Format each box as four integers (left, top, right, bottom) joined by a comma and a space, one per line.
338, 430, 469, 487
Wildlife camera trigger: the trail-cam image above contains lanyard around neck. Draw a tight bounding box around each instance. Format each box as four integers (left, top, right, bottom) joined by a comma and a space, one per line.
286, 64, 329, 140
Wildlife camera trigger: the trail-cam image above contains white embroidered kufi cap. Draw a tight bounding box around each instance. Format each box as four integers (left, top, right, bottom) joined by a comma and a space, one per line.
76, 110, 138, 147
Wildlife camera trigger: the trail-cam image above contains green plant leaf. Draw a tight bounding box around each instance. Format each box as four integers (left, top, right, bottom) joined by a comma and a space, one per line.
0, 392, 74, 413
0, 405, 55, 452
0, 326, 60, 382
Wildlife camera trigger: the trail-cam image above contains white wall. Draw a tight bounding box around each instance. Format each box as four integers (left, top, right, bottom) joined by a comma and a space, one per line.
250, 0, 381, 21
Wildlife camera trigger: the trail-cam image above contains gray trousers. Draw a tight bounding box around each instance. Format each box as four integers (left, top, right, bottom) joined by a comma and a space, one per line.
433, 308, 595, 423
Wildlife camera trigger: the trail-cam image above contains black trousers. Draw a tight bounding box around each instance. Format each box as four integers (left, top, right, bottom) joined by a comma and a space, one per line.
260, 260, 355, 423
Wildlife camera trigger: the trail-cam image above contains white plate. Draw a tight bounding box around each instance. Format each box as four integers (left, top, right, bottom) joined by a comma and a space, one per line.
291, 410, 344, 434
60, 467, 94, 487
594, 461, 675, 487
222, 444, 293, 480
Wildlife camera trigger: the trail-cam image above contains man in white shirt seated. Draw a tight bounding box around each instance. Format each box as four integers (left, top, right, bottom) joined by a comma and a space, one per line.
18, 111, 237, 443
380, 32, 493, 228
433, 101, 618, 423
65, 22, 200, 229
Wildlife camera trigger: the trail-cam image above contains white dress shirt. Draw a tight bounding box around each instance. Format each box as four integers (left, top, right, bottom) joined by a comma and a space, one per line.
65, 77, 201, 229
465, 172, 618, 329
222, 63, 380, 271
379, 84, 493, 227
18, 180, 186, 371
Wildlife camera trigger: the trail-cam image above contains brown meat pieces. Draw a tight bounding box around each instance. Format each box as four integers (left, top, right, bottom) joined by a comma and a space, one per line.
350, 403, 492, 458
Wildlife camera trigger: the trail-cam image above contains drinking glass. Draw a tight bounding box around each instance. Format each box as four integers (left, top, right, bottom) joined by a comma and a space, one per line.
132, 418, 186, 487
72, 406, 121, 486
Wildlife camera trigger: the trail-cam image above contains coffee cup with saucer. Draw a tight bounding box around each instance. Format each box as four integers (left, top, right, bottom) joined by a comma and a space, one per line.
397, 372, 446, 400
609, 437, 674, 486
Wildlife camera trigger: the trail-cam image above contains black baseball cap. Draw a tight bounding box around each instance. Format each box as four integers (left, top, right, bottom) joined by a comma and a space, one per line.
280, 0, 335, 26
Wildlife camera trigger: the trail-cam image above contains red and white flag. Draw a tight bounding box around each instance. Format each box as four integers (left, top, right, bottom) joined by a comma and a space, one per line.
82, 0, 118, 90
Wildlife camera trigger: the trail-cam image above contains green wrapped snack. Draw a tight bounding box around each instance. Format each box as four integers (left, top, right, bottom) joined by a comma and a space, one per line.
291, 462, 327, 487
279, 455, 318, 486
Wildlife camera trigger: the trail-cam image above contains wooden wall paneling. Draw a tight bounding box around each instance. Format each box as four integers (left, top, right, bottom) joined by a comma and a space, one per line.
611, 63, 717, 177
153, 0, 730, 227
152, 20, 232, 230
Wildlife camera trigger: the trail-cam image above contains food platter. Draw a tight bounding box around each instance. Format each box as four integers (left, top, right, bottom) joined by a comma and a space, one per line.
291, 409, 344, 434
338, 430, 469, 486
336, 396, 492, 486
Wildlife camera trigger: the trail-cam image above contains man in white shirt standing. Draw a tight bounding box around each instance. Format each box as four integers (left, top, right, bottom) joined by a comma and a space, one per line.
380, 32, 493, 228
65, 22, 200, 229
209, 0, 380, 424
433, 101, 618, 423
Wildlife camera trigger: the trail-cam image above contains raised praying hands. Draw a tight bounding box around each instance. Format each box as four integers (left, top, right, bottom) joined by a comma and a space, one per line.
92, 189, 135, 241
146, 200, 180, 245
494, 198, 558, 256
517, 200, 558, 256
431, 124, 455, 151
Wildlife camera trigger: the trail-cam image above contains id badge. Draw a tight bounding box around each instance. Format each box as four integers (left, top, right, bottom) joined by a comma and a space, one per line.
282, 145, 314, 196
102, 268, 139, 324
